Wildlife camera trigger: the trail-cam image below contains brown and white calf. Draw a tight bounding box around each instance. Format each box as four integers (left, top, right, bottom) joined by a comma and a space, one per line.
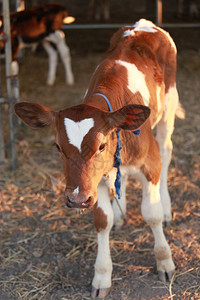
0, 4, 74, 85
15, 19, 185, 299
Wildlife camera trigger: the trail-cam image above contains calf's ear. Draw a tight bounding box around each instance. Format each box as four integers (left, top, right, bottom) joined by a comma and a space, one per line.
14, 102, 56, 129
110, 104, 150, 131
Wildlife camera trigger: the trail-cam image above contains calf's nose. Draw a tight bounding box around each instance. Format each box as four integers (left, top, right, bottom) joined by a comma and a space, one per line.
66, 194, 93, 209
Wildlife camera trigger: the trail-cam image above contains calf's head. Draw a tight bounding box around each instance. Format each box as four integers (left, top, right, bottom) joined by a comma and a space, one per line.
15, 101, 150, 209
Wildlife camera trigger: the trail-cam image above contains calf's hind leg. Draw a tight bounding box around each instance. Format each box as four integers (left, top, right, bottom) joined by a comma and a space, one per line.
141, 174, 175, 281
55, 30, 74, 85
43, 30, 74, 86
42, 40, 58, 86
156, 85, 179, 224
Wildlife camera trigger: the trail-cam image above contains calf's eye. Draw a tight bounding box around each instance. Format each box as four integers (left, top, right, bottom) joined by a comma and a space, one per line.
99, 143, 106, 152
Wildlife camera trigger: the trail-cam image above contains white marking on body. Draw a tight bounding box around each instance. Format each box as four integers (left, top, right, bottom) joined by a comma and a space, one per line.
73, 187, 79, 195
133, 19, 157, 31
123, 29, 135, 37
115, 60, 150, 106
123, 18, 157, 37
64, 118, 94, 152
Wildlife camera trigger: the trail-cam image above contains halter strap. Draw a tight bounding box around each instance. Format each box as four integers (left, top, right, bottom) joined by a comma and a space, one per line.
95, 92, 141, 135
95, 92, 114, 112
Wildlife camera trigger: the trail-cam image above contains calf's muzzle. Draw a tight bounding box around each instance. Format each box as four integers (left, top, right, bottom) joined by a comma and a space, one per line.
66, 194, 93, 209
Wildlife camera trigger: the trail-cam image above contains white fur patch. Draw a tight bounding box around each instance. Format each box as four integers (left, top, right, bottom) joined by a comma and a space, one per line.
64, 117, 94, 152
115, 60, 150, 106
134, 19, 157, 32
123, 18, 157, 37
73, 187, 79, 194
123, 29, 135, 37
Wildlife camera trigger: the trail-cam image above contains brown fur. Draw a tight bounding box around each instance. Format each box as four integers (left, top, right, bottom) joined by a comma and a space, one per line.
93, 204, 108, 232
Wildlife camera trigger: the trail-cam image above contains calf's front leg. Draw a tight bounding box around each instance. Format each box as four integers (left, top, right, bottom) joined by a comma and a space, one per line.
92, 181, 114, 299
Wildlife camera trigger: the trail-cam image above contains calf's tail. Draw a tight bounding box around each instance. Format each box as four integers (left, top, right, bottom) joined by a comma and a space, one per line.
175, 101, 185, 119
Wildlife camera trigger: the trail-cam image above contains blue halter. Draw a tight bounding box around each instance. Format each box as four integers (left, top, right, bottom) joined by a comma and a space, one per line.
95, 93, 140, 200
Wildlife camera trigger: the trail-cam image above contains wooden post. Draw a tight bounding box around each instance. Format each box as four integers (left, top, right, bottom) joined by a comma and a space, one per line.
156, 0, 163, 25
3, 0, 18, 169
0, 106, 5, 163
0, 52, 6, 163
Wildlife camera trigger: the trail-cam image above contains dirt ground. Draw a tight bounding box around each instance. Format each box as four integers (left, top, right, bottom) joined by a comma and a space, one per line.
0, 27, 200, 299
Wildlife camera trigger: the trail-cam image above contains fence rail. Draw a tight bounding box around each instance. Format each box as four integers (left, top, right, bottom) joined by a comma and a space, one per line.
63, 23, 200, 30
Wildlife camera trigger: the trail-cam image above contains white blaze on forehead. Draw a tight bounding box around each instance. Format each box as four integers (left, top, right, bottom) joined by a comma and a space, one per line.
123, 18, 157, 37
115, 60, 150, 106
64, 117, 94, 152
